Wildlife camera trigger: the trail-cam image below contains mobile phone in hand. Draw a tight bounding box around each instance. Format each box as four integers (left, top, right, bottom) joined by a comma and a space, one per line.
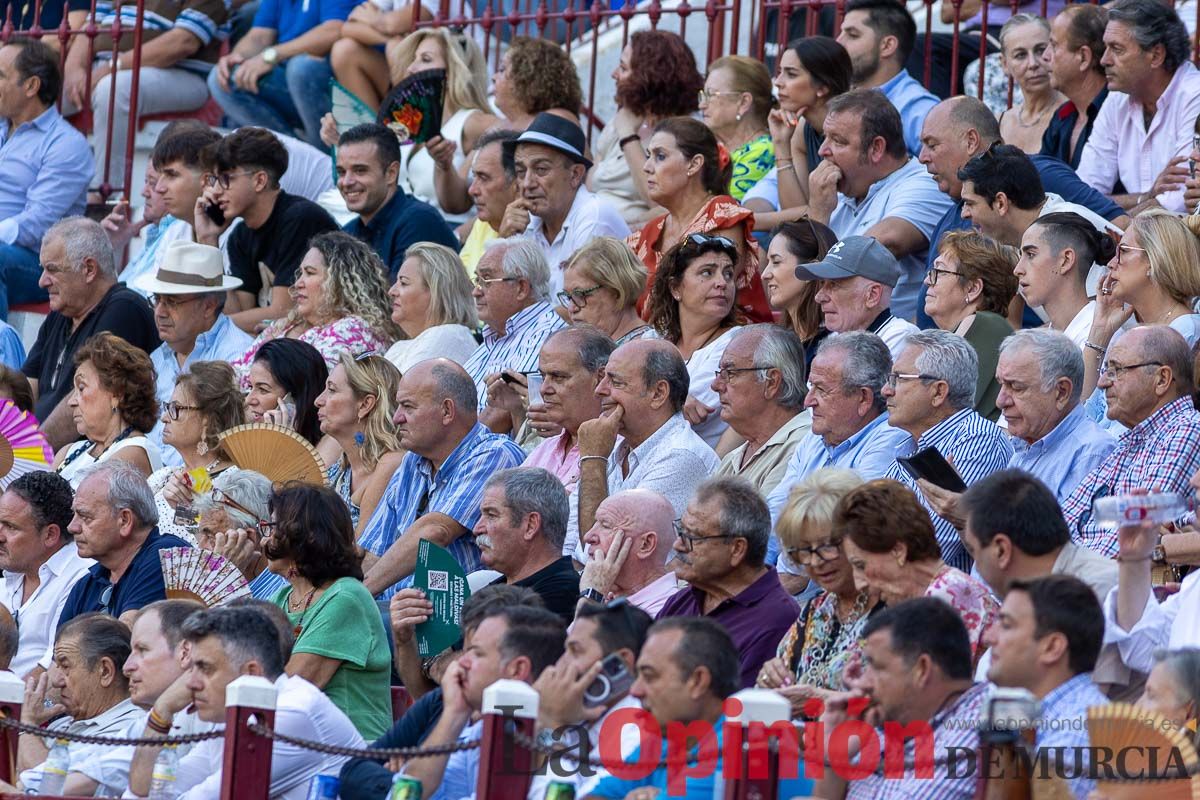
203, 202, 226, 226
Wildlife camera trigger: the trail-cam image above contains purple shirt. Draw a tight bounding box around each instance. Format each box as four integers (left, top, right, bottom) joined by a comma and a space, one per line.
657, 568, 799, 688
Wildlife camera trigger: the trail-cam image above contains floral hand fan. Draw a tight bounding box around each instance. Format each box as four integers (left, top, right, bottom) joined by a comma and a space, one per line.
159, 548, 251, 607
377, 68, 445, 146
0, 400, 54, 489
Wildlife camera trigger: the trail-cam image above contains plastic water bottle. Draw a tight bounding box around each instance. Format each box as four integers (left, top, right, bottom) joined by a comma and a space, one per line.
40, 738, 69, 795
148, 744, 179, 799
1093, 493, 1189, 531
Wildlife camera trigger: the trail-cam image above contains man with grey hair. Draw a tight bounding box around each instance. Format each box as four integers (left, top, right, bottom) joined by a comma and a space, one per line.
657, 476, 798, 688
55, 461, 191, 630
765, 331, 910, 585
1063, 325, 1200, 557
576, 339, 719, 549
498, 113, 629, 295
23, 217, 158, 445
1078, 0, 1200, 213
516, 326, 616, 558
360, 359, 527, 599
473, 467, 578, 622
465, 238, 566, 430
882, 330, 1013, 570
713, 325, 812, 505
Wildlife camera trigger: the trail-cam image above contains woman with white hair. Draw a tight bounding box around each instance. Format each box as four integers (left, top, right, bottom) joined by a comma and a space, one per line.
384, 243, 479, 373
193, 469, 283, 598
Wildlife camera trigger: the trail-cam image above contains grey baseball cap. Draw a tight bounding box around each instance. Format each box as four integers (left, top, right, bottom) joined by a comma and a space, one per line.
793, 235, 902, 287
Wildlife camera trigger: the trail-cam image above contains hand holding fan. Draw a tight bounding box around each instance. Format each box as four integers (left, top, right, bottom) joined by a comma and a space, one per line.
0, 400, 54, 489
377, 68, 445, 146
217, 423, 327, 486
159, 548, 251, 607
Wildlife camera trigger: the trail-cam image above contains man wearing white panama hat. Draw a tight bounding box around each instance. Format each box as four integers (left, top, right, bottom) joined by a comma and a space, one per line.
135, 241, 251, 468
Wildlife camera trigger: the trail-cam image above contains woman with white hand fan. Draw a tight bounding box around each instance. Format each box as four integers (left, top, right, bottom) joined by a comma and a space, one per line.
152, 362, 247, 545
314, 352, 405, 535
193, 469, 283, 599
264, 483, 392, 740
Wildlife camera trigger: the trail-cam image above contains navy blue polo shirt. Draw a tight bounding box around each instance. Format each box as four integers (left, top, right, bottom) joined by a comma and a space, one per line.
343, 188, 460, 280
57, 528, 191, 628
1040, 88, 1110, 171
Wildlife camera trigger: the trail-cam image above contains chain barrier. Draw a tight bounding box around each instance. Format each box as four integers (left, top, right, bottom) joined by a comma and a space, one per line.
244, 723, 481, 760
0, 713, 224, 747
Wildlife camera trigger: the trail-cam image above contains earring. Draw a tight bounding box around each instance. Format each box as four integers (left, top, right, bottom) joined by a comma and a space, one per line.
736, 112, 743, 121
354, 431, 365, 448
286, 566, 298, 579
196, 439, 209, 456
897, 555, 906, 567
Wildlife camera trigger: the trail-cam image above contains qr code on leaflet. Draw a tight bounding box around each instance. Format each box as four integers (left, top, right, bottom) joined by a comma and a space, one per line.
427, 570, 449, 591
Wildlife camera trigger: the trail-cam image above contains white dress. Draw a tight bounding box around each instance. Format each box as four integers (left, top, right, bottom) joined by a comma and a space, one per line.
147, 466, 198, 546
57, 435, 164, 489
400, 107, 473, 226
384, 324, 479, 374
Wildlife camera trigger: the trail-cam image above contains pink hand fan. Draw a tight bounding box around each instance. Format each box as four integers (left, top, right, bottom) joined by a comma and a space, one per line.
0, 400, 54, 488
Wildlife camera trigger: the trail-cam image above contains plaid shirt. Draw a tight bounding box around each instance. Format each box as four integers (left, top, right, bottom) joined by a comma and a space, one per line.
886, 409, 1013, 571
1063, 396, 1200, 557
357, 423, 527, 599
846, 681, 987, 800
1037, 673, 1107, 799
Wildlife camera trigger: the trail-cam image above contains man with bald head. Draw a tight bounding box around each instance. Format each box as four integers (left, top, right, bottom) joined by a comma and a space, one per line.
575, 338, 719, 543
1062, 326, 1200, 557
578, 489, 677, 616
915, 95, 1127, 327
359, 358, 528, 599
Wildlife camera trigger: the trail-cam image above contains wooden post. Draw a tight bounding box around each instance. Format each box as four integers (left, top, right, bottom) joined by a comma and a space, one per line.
476, 679, 538, 800
220, 676, 276, 800
724, 688, 794, 800
0, 672, 21, 787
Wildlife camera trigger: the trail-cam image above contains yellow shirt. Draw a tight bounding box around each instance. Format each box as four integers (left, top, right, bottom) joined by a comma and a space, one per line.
459, 220, 500, 280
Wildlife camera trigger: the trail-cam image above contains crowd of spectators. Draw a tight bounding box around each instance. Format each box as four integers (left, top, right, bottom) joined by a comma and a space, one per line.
5, 0, 1200, 795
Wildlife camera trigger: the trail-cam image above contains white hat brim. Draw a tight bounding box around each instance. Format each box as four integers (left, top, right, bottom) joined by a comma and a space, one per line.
134, 274, 244, 295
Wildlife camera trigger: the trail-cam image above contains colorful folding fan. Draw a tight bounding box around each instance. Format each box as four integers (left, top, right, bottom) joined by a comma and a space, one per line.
0, 400, 54, 489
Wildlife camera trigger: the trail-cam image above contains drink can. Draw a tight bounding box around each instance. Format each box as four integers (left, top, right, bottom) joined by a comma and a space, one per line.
544, 781, 576, 800
306, 774, 339, 800
391, 775, 423, 800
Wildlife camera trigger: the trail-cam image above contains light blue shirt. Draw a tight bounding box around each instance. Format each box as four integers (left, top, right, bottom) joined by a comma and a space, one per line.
1036, 672, 1107, 798
879, 69, 939, 158
827, 158, 952, 322
119, 216, 186, 298
0, 106, 93, 251
0, 320, 24, 370
150, 314, 254, 468
1008, 405, 1116, 503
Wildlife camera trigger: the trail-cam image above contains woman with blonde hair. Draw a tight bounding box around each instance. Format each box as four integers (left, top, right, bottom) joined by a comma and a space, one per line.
1083, 210, 1200, 407
558, 238, 653, 345
924, 230, 1019, 421
316, 352, 406, 533
700, 55, 775, 201
232, 232, 401, 388
758, 469, 882, 711
997, 15, 1063, 154
385, 242, 479, 373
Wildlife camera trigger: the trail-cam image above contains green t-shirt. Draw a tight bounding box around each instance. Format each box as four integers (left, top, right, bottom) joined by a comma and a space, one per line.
273, 577, 393, 740
728, 134, 776, 201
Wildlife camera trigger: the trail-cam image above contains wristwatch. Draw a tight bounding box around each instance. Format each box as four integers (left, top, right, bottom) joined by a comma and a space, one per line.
579, 588, 604, 603
261, 47, 279, 65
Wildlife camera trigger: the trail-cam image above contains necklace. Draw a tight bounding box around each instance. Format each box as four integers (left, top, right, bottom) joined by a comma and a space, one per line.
1016, 103, 1054, 129
57, 425, 135, 473
288, 584, 318, 637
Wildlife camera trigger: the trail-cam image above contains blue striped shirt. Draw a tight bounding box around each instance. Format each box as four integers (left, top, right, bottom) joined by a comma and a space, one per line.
1008, 405, 1116, 503
462, 302, 565, 411
1037, 672, 1108, 798
887, 408, 1014, 571
357, 423, 527, 600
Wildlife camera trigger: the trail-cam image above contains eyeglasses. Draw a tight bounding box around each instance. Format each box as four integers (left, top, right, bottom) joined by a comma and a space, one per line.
713, 365, 772, 382
672, 519, 738, 552
472, 274, 520, 290
1099, 361, 1164, 379
258, 521, 279, 538
786, 538, 843, 565
209, 488, 272, 534
925, 267, 965, 286
151, 294, 205, 309
697, 89, 743, 104
1115, 244, 1147, 265
885, 371, 938, 388
202, 170, 257, 190
99, 584, 114, 615
164, 401, 201, 420
556, 285, 604, 309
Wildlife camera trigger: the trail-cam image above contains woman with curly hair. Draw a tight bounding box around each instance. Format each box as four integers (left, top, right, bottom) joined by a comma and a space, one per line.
264, 483, 392, 739
645, 234, 742, 448
232, 232, 401, 388
55, 332, 162, 486
590, 30, 705, 225
315, 352, 405, 534
492, 36, 583, 131
151, 361, 248, 544
630, 117, 772, 324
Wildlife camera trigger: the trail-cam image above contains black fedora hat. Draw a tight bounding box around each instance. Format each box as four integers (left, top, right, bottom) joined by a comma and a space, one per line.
502, 112, 593, 170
